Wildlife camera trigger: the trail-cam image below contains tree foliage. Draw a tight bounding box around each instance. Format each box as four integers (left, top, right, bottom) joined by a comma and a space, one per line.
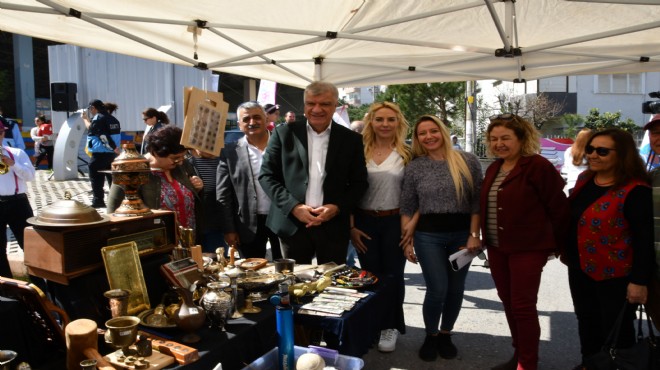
347, 104, 370, 123
561, 113, 586, 138
583, 108, 639, 134
376, 82, 466, 129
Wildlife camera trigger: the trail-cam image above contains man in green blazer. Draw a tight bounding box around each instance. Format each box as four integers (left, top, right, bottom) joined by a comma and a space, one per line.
259, 81, 368, 264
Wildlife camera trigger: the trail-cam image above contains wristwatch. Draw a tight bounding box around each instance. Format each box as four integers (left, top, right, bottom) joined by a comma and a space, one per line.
470, 231, 480, 238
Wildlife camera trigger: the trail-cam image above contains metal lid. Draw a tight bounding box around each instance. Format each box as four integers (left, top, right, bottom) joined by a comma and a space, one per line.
27, 191, 110, 227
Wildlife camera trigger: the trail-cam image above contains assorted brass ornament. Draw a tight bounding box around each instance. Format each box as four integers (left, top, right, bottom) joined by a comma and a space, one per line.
104, 144, 152, 217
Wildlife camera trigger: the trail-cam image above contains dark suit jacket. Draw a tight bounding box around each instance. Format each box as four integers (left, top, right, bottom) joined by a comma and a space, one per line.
259, 121, 368, 239
480, 154, 569, 253
216, 138, 261, 243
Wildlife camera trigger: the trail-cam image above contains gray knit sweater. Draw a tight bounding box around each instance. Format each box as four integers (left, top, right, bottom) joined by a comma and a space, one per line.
400, 152, 482, 216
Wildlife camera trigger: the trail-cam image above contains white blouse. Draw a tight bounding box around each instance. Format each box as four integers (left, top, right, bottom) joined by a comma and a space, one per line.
358, 151, 404, 211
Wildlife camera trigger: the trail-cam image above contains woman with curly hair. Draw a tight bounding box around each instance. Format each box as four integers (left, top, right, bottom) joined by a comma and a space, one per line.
481, 114, 569, 370
400, 114, 483, 362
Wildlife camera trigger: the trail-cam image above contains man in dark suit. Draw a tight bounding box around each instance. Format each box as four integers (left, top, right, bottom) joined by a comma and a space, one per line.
217, 101, 281, 259
259, 81, 368, 264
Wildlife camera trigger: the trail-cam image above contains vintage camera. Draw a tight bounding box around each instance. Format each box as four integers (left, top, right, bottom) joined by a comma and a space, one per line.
642, 91, 660, 114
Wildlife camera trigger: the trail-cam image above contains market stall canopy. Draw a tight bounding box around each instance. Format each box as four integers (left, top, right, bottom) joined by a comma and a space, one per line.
1, 0, 660, 88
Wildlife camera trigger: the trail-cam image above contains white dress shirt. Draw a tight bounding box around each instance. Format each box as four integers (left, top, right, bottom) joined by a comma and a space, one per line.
305, 122, 331, 208
0, 146, 35, 195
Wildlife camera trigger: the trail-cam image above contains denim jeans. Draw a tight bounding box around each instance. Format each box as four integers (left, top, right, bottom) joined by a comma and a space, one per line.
355, 213, 407, 333
414, 230, 470, 334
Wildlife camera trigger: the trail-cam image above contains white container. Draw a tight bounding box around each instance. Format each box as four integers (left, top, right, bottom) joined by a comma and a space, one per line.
241, 345, 364, 370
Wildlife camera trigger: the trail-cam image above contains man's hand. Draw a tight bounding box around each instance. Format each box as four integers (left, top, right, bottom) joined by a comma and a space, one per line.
224, 232, 240, 248
292, 204, 339, 228
310, 204, 339, 224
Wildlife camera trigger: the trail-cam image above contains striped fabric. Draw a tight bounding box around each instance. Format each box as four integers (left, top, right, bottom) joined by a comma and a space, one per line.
485, 169, 509, 247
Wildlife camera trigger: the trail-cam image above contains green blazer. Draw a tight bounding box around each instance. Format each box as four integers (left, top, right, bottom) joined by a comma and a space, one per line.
259, 121, 368, 239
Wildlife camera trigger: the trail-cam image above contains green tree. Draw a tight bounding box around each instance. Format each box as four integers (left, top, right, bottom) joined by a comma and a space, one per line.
561, 113, 586, 138
347, 104, 370, 123
377, 82, 466, 128
583, 108, 639, 134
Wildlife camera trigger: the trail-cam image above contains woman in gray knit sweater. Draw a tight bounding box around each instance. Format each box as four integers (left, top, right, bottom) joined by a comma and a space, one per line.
400, 115, 483, 362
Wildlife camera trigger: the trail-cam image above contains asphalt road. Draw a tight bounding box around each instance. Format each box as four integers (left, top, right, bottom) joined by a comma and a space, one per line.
360, 256, 580, 370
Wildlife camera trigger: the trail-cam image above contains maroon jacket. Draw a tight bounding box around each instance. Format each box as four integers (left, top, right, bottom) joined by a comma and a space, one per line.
480, 154, 569, 253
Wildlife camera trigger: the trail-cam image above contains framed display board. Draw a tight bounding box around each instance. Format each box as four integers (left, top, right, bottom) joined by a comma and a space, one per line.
101, 242, 150, 315
181, 87, 229, 156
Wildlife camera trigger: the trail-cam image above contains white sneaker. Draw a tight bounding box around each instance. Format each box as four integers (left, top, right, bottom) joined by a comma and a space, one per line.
378, 329, 398, 352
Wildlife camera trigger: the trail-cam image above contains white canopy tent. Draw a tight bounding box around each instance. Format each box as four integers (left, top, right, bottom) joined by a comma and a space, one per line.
1, 0, 660, 88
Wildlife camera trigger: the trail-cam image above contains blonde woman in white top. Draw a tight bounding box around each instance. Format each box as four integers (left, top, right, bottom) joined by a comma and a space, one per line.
350, 101, 412, 353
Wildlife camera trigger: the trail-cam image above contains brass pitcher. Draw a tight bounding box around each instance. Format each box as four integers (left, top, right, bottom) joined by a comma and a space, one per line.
172, 286, 206, 343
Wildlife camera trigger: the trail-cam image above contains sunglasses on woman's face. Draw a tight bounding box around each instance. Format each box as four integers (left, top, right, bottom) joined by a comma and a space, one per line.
585, 145, 616, 157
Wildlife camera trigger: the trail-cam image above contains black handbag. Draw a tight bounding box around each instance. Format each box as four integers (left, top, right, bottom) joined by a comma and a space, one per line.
584, 302, 659, 370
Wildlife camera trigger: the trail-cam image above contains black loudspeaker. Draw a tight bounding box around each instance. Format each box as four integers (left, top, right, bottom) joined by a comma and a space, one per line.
51, 82, 78, 112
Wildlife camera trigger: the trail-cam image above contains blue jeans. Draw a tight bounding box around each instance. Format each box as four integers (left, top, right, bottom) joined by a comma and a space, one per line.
414, 230, 470, 334
355, 213, 407, 333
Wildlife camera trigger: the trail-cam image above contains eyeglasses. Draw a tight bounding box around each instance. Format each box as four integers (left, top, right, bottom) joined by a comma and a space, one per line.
489, 113, 518, 121
585, 145, 616, 157
143, 117, 151, 121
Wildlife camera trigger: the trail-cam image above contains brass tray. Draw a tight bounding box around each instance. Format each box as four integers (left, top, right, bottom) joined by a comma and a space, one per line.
101, 242, 150, 315
137, 309, 177, 329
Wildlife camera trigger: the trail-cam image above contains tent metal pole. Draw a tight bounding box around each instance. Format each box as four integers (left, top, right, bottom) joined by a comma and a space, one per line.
345, 1, 484, 34
36, 0, 198, 66
484, 0, 512, 52
524, 19, 660, 53
206, 37, 325, 68
206, 28, 311, 83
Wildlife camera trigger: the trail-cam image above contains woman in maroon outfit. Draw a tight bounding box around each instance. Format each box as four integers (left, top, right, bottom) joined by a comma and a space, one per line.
480, 114, 569, 370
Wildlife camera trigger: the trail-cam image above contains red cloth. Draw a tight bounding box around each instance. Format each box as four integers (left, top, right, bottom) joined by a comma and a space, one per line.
37, 123, 53, 136
266, 122, 275, 132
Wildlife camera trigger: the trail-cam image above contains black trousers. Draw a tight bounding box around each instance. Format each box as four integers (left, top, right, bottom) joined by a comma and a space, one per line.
568, 267, 637, 361
34, 144, 54, 169
0, 194, 33, 277
238, 215, 281, 259
280, 224, 348, 265
88, 152, 115, 204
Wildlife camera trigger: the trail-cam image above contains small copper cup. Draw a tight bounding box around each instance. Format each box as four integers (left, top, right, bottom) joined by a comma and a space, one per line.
104, 289, 130, 318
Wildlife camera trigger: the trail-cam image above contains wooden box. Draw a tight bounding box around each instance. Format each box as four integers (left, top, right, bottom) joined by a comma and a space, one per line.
24, 210, 175, 284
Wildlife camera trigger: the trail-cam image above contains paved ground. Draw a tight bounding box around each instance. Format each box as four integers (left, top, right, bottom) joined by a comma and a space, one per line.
7, 169, 582, 369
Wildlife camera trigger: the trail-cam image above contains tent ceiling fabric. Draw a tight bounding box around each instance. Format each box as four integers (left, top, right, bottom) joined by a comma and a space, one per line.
1, 0, 660, 88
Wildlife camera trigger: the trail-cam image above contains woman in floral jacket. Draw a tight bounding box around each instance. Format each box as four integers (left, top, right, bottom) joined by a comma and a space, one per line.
566, 128, 655, 370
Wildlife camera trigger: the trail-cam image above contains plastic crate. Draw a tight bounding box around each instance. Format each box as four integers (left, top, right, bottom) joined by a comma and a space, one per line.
241, 345, 364, 370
